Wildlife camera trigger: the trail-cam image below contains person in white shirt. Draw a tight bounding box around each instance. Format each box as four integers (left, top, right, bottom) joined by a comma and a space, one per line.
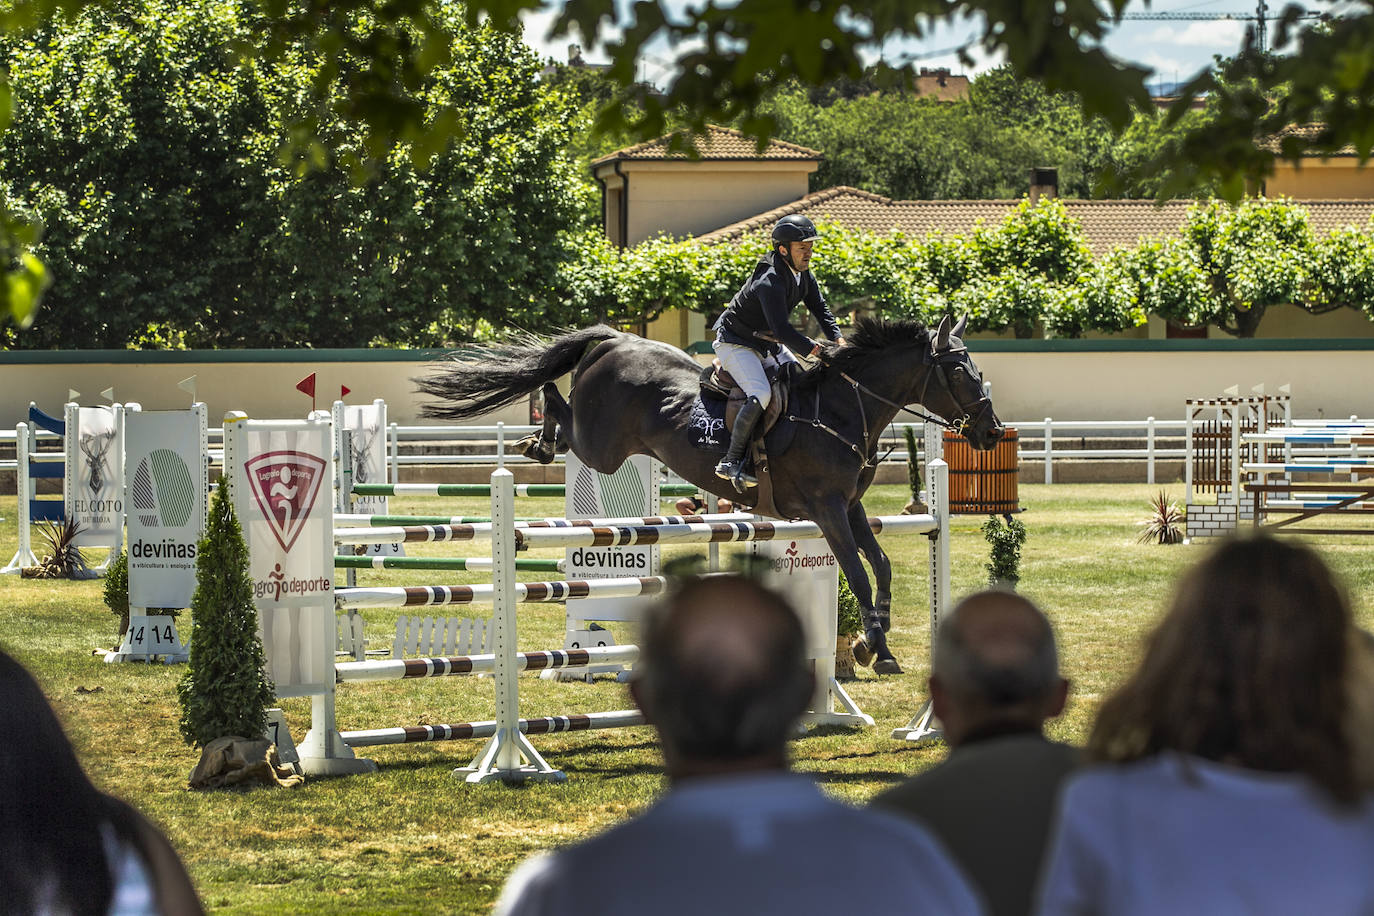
1037, 534, 1374, 915
496, 575, 983, 916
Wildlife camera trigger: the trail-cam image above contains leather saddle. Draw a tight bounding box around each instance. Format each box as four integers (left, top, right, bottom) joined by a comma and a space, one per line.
697, 359, 809, 514
699, 359, 790, 436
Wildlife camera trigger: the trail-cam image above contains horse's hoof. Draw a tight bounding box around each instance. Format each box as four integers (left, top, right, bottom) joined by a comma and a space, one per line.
873, 658, 904, 676
516, 434, 556, 465
850, 636, 874, 668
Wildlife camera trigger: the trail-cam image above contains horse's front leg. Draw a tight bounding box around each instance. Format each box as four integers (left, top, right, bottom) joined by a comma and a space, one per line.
811, 496, 902, 676
518, 382, 569, 464
848, 500, 893, 632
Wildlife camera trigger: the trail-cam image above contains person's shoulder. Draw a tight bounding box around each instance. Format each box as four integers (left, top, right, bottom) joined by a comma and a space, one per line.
823, 794, 953, 852
494, 851, 560, 916
496, 817, 656, 915
835, 805, 984, 910
875, 736, 1080, 804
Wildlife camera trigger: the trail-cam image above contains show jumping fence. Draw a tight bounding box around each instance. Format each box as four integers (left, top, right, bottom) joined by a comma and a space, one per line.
228, 408, 954, 782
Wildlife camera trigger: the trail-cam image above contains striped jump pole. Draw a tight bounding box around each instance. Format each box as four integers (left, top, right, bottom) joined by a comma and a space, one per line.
333, 514, 937, 549
335, 514, 507, 526
335, 575, 669, 610
512, 515, 937, 549
342, 709, 645, 748
334, 511, 750, 527
334, 555, 564, 573
332, 513, 757, 546
352, 482, 701, 498
336, 644, 640, 683
1246, 433, 1374, 446
1245, 460, 1374, 472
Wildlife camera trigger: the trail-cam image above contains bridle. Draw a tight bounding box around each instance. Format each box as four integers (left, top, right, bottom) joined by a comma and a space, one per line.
785, 344, 994, 466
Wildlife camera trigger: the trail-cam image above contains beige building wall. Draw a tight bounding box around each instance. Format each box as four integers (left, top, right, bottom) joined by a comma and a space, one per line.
965, 348, 1374, 423
1267, 159, 1374, 199
5, 346, 1374, 431
620, 163, 814, 245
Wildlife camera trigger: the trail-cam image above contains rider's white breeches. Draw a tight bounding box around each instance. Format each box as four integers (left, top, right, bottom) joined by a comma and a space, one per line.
712, 338, 796, 410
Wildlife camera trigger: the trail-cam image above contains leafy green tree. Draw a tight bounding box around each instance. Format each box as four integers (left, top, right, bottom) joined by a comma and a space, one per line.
1183, 198, 1315, 337
980, 198, 1092, 282
177, 481, 274, 747
1306, 224, 1374, 319
4, 0, 1374, 329
1, 0, 587, 348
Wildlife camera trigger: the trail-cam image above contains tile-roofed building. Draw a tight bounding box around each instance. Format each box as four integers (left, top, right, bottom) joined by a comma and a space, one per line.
592, 126, 824, 347
912, 67, 971, 102
591, 124, 823, 165
591, 125, 823, 253
1260, 124, 1373, 198
695, 187, 1374, 257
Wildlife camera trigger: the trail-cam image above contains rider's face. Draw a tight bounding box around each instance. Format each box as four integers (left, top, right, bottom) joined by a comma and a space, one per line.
785, 241, 814, 271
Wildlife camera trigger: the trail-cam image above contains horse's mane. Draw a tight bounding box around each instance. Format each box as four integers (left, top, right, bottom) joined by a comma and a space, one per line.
819, 316, 929, 371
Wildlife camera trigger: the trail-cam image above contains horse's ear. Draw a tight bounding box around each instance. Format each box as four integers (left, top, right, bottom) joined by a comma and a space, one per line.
933, 315, 951, 352
952, 314, 968, 339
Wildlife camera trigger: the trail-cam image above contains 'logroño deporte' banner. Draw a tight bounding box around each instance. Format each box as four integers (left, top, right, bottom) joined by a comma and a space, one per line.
125, 408, 206, 608
752, 537, 839, 659
228, 416, 334, 698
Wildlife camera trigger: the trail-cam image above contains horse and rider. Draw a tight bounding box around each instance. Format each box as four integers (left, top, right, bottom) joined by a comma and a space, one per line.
416, 216, 1003, 675
711, 214, 843, 492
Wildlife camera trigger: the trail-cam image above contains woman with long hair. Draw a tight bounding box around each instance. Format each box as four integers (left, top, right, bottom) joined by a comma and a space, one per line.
1037, 534, 1374, 914
0, 648, 202, 915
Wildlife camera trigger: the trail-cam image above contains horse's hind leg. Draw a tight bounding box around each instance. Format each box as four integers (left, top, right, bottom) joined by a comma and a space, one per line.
812, 497, 901, 675
517, 382, 568, 464
848, 501, 893, 632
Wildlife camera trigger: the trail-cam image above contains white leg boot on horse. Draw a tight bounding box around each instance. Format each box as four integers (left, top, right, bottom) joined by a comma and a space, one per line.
714, 396, 764, 493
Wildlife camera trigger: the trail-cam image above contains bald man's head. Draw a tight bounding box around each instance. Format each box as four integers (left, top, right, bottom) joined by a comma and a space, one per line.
634, 576, 813, 768
931, 591, 1065, 744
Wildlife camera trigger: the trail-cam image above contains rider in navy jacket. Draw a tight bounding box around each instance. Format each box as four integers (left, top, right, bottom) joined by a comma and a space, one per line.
716, 249, 842, 357
710, 215, 844, 491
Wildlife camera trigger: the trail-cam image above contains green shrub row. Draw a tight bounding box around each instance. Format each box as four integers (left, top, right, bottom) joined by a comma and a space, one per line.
558, 197, 1374, 339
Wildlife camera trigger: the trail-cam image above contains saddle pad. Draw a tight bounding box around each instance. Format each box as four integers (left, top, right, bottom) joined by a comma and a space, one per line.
687, 396, 729, 452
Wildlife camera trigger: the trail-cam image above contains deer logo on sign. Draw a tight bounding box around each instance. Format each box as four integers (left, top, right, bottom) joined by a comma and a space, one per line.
80, 431, 116, 495
351, 423, 377, 485
244, 451, 325, 553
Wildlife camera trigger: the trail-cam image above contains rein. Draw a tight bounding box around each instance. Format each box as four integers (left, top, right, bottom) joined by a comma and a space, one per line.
784, 352, 992, 466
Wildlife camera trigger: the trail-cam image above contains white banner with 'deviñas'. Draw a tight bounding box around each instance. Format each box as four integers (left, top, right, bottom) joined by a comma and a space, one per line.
125, 408, 206, 609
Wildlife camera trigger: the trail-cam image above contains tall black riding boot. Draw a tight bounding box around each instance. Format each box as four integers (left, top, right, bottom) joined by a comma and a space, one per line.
714, 396, 764, 493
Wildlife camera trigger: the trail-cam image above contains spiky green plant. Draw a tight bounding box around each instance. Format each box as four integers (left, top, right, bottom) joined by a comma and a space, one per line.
24, 516, 94, 579
1138, 491, 1186, 545
177, 481, 274, 747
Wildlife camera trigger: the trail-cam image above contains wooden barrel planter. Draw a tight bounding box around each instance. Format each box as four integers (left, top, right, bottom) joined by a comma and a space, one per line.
942, 427, 1020, 515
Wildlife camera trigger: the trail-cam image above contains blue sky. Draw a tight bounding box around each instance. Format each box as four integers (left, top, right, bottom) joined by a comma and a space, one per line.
521, 1, 1333, 97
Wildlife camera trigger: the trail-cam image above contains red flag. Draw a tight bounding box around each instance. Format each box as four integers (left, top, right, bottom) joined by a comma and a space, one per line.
340, 384, 351, 399
296, 373, 316, 398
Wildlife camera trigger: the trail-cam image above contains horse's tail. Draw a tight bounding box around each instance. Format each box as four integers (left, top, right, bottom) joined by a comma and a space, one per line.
414, 325, 623, 421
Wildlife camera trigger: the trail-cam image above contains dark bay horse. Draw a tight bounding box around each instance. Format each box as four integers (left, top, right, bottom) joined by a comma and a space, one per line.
416, 315, 1003, 674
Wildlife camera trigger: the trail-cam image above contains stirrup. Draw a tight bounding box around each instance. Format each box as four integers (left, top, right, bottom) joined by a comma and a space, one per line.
714, 460, 756, 492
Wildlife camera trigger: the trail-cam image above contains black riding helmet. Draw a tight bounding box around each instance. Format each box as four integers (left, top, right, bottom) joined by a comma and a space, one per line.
771, 214, 820, 245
